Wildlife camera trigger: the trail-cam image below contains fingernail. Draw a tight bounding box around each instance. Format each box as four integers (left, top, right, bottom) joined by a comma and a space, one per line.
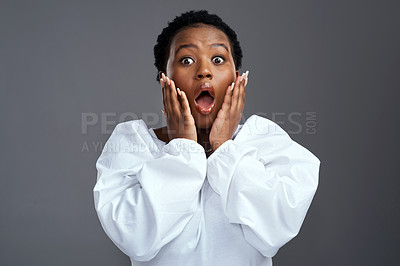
177, 87, 181, 95
231, 82, 235, 90
245, 70, 249, 79
244, 77, 248, 87
167, 77, 171, 85
241, 72, 247, 82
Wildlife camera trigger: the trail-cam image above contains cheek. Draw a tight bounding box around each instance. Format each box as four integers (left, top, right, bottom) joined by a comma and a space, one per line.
171, 70, 194, 93
217, 71, 236, 93
174, 77, 193, 97
221, 66, 236, 82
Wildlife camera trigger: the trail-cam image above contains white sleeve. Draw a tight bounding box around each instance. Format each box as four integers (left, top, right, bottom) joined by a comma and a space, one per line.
93, 121, 206, 261
206, 115, 320, 257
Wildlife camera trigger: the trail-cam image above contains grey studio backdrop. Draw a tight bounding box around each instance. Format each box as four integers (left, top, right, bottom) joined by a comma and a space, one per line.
1, 0, 399, 265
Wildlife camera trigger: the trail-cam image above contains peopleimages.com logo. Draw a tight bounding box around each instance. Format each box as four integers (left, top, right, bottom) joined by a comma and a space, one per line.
80, 112, 317, 152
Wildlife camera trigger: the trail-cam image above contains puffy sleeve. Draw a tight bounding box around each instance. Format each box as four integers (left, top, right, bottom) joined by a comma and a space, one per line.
206, 115, 320, 257
93, 120, 206, 261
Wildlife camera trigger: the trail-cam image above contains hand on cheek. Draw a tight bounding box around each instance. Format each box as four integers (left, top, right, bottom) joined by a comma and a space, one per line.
209, 71, 249, 151
161, 73, 197, 142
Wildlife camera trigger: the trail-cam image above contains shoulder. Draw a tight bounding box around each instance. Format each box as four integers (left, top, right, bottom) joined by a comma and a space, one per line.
235, 115, 288, 142
235, 115, 320, 164
104, 119, 159, 152
97, 120, 159, 170
112, 119, 149, 136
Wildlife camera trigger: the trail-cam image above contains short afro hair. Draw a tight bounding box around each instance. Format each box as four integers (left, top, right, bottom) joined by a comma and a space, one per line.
153, 10, 243, 81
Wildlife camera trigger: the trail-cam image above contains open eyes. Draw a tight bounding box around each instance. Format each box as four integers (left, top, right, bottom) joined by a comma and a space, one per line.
212, 56, 224, 64
181, 57, 194, 65
179, 56, 225, 65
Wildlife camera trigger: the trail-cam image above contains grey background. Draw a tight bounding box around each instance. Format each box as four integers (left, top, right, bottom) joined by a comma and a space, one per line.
1, 0, 399, 265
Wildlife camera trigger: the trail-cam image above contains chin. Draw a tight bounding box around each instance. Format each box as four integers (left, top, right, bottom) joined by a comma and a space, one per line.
194, 115, 215, 130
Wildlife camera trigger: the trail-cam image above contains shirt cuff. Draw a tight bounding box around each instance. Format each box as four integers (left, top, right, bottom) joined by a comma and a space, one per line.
163, 138, 206, 157
207, 140, 257, 196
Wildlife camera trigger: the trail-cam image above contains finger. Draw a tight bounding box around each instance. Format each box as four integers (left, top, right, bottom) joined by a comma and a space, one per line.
240, 71, 249, 104
238, 71, 247, 104
243, 70, 249, 92
161, 76, 165, 97
179, 90, 192, 118
221, 83, 233, 111
163, 72, 171, 86
231, 73, 243, 109
168, 79, 181, 115
163, 75, 173, 117
161, 77, 168, 117
238, 81, 246, 111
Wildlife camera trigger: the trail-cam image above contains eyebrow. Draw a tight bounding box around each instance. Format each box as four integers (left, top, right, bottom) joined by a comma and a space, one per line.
175, 44, 196, 55
174, 43, 229, 55
210, 43, 229, 52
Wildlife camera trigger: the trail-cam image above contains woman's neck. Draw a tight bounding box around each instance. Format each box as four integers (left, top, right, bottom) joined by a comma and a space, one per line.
197, 127, 213, 156
154, 126, 213, 156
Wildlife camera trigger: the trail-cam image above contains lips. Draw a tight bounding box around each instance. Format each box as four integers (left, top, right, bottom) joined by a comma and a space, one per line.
194, 83, 215, 114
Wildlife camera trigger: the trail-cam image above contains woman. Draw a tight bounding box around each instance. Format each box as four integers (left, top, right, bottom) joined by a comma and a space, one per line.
94, 10, 320, 266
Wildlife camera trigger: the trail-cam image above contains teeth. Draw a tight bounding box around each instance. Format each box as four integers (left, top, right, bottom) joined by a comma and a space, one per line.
203, 103, 215, 112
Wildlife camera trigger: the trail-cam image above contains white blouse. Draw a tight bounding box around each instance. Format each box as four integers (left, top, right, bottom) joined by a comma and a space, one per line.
94, 115, 320, 266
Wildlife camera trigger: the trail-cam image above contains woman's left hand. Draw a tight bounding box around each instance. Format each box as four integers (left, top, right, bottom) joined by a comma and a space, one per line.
209, 71, 249, 151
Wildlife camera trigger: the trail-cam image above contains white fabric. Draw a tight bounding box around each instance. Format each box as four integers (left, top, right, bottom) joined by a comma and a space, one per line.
94, 115, 320, 266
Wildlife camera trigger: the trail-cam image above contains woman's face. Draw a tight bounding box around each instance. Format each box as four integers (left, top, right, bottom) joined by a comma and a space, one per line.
164, 24, 238, 129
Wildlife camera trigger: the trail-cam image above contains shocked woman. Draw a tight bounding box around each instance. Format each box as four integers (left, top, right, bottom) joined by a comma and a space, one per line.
94, 10, 320, 266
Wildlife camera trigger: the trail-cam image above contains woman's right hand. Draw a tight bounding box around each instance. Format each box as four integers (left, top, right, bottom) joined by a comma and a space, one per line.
161, 73, 197, 143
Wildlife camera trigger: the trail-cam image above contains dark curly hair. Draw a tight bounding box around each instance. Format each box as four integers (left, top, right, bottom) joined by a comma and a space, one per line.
153, 10, 243, 82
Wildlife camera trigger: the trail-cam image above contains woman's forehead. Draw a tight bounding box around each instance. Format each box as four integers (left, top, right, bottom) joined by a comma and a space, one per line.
170, 25, 231, 51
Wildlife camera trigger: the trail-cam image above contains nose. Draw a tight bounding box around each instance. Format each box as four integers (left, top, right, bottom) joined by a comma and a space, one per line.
195, 60, 213, 80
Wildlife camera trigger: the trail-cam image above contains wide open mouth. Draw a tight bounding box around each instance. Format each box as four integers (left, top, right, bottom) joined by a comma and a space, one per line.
195, 90, 215, 109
